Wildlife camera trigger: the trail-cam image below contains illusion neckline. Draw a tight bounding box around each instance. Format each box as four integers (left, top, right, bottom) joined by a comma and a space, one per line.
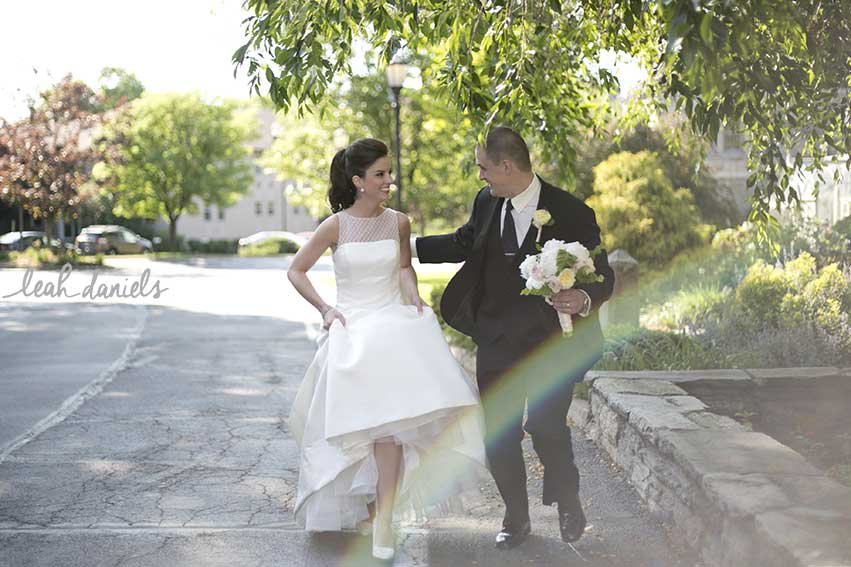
341, 208, 390, 219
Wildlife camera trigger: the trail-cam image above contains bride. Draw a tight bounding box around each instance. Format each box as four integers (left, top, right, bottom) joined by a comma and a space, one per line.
286, 138, 486, 560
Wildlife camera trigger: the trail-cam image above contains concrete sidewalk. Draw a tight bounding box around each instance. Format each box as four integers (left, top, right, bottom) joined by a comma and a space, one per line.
0, 302, 699, 566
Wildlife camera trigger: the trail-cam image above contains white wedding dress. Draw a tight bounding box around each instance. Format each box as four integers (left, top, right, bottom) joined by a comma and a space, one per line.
289, 208, 487, 531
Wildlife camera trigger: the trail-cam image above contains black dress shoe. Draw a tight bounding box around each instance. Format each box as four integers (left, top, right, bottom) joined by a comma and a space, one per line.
558, 499, 586, 543
495, 520, 531, 549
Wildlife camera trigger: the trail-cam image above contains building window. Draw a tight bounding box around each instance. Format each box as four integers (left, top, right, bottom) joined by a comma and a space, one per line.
203, 206, 211, 221
255, 201, 262, 215
268, 201, 274, 215
722, 129, 745, 152
218, 207, 225, 221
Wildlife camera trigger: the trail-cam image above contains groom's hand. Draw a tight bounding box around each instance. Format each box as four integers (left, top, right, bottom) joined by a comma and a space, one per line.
551, 289, 588, 316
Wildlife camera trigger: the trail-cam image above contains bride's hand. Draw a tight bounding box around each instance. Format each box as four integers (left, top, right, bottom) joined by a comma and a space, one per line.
412, 295, 425, 315
322, 307, 346, 329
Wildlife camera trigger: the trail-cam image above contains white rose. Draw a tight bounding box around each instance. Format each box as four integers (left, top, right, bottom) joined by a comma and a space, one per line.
526, 277, 545, 291
519, 255, 537, 279
532, 209, 552, 227
564, 241, 591, 265
541, 238, 565, 253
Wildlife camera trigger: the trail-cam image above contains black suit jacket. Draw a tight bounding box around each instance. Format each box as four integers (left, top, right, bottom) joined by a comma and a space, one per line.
417, 179, 615, 356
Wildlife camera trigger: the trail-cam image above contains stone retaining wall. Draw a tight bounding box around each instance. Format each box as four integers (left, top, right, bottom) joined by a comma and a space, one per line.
570, 368, 851, 567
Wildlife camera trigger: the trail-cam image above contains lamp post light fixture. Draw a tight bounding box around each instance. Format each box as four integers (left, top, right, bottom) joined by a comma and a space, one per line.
385, 61, 407, 210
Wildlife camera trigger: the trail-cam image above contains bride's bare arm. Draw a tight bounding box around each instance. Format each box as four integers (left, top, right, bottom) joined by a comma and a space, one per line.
398, 213, 424, 314
287, 216, 346, 328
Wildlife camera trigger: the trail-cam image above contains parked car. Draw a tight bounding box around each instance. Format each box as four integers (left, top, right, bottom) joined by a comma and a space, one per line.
237, 231, 307, 248
75, 225, 153, 255
0, 231, 73, 252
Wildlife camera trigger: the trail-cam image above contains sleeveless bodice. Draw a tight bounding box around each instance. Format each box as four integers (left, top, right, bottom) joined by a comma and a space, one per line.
333, 208, 402, 315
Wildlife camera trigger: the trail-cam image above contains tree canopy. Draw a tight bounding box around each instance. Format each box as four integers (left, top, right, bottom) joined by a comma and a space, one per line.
261, 65, 479, 232
235, 0, 851, 225
97, 67, 145, 111
94, 93, 255, 249
0, 75, 100, 238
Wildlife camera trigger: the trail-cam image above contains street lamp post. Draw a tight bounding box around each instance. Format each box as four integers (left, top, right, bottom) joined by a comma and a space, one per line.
385, 62, 407, 211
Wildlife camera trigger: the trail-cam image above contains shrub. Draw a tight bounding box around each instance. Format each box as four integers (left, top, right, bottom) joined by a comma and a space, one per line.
709, 324, 851, 368
10, 247, 102, 268
834, 215, 851, 242
732, 260, 791, 328
595, 328, 724, 370
187, 239, 239, 254
237, 237, 299, 257
774, 213, 850, 268
707, 252, 851, 366
587, 151, 710, 266
643, 282, 732, 332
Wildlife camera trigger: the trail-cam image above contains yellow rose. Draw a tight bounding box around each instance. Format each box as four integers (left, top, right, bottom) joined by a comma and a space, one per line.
533, 209, 552, 227
558, 268, 576, 288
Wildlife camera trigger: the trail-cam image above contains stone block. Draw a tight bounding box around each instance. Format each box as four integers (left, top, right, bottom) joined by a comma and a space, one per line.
666, 395, 708, 412
638, 443, 705, 509
594, 377, 688, 398
686, 412, 747, 431
755, 507, 851, 566
589, 391, 622, 458
567, 398, 590, 428
767, 474, 851, 513
587, 369, 752, 383
655, 430, 824, 482
606, 394, 702, 439
702, 473, 792, 517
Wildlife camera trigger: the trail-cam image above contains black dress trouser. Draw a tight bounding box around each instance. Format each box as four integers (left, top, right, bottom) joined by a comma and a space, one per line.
475, 336, 581, 528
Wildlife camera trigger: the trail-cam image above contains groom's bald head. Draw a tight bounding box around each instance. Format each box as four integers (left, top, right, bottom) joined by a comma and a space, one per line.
480, 127, 532, 173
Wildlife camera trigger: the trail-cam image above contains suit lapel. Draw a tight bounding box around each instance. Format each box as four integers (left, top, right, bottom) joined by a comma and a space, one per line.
472, 192, 501, 252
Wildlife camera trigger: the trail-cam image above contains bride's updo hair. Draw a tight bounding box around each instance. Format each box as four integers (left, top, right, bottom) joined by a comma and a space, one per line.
328, 138, 389, 213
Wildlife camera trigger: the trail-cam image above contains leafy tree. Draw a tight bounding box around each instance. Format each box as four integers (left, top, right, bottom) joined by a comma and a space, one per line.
262, 65, 479, 233
0, 75, 100, 239
95, 93, 255, 250
570, 120, 741, 226
587, 150, 709, 265
97, 67, 145, 111
235, 0, 851, 225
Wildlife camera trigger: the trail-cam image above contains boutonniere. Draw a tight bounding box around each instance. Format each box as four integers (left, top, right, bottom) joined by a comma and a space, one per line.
532, 209, 555, 248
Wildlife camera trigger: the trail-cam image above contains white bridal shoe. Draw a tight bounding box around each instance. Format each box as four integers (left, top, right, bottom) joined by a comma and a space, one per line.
372, 519, 395, 561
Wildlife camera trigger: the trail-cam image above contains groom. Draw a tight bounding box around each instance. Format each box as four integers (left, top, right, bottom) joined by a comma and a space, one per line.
416, 126, 614, 549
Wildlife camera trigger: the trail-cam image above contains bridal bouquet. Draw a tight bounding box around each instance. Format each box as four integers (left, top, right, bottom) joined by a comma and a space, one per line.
519, 239, 604, 335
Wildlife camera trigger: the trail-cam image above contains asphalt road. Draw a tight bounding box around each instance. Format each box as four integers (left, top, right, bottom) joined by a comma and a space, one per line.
0, 256, 701, 566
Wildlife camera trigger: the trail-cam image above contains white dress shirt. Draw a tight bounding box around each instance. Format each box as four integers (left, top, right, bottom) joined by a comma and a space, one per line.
500, 174, 541, 248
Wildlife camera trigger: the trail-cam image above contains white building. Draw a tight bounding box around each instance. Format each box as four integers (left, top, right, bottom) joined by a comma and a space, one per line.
793, 159, 851, 223
160, 107, 318, 241
704, 127, 750, 218
705, 127, 851, 224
